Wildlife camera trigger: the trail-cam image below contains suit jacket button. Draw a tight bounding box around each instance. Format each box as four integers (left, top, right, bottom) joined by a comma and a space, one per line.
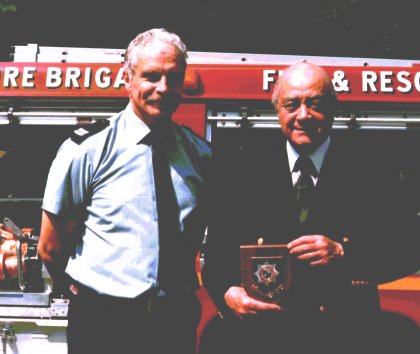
319, 305, 327, 313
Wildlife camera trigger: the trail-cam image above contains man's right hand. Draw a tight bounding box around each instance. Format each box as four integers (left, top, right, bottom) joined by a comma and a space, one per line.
224, 286, 283, 319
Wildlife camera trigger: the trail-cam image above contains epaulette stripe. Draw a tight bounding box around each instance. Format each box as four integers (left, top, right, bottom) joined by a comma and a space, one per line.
71, 120, 110, 144
74, 128, 89, 137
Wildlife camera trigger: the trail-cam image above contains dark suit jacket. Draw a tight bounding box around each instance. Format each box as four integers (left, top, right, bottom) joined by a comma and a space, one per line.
203, 132, 419, 318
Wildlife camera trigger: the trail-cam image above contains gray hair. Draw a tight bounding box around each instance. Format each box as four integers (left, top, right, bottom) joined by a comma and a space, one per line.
124, 28, 188, 79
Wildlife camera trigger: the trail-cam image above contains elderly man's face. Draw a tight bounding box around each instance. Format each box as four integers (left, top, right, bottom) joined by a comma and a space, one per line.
125, 41, 185, 127
277, 64, 334, 154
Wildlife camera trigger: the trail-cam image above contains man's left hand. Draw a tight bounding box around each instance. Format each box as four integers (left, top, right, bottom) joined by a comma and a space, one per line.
287, 235, 344, 266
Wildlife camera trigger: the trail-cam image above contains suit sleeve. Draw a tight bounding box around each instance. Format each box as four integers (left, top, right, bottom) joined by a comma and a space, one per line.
202, 147, 247, 317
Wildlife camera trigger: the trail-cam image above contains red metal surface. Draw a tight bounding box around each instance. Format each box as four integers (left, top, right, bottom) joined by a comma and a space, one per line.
172, 103, 206, 138
3, 62, 420, 103
191, 64, 420, 102
380, 289, 420, 327
379, 274, 420, 327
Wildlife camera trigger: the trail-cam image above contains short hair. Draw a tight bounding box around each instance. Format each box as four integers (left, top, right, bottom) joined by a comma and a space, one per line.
271, 61, 336, 110
124, 28, 188, 79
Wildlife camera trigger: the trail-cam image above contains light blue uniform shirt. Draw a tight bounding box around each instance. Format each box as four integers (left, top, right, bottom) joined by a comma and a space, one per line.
42, 105, 211, 297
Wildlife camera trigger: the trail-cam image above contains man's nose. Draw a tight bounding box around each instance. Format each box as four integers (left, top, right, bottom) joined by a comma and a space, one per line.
296, 103, 310, 120
156, 76, 168, 92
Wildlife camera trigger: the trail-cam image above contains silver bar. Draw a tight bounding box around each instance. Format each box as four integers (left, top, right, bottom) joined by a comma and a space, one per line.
0, 199, 43, 203
216, 121, 413, 130
208, 116, 420, 124
0, 292, 50, 307
0, 112, 113, 125
0, 112, 419, 127
0, 112, 114, 117
0, 305, 67, 318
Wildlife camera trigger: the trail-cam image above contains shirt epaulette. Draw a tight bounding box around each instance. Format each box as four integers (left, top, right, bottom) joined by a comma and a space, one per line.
71, 120, 110, 144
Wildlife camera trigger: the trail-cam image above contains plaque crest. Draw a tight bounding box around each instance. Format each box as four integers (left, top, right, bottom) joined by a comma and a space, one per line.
240, 244, 291, 304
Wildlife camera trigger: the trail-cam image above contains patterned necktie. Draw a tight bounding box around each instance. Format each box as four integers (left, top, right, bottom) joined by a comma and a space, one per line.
145, 129, 180, 291
294, 155, 317, 224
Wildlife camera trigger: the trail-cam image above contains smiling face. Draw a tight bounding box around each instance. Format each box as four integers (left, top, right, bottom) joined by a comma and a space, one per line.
124, 41, 185, 127
276, 62, 335, 154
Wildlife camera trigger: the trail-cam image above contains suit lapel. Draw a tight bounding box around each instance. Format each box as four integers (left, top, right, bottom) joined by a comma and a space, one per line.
305, 139, 348, 237
256, 140, 299, 243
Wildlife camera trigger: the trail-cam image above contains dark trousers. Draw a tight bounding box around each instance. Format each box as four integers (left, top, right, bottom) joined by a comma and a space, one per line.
198, 310, 419, 354
67, 284, 201, 354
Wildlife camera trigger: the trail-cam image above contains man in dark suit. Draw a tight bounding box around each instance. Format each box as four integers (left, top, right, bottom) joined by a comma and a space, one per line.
202, 61, 419, 353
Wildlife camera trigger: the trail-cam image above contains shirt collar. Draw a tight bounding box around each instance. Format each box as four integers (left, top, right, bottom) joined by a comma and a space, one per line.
122, 103, 152, 145
287, 137, 331, 175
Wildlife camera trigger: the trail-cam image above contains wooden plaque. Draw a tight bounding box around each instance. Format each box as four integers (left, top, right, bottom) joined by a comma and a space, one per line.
240, 244, 291, 304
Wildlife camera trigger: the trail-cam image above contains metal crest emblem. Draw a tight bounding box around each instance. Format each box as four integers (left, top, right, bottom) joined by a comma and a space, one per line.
240, 244, 291, 304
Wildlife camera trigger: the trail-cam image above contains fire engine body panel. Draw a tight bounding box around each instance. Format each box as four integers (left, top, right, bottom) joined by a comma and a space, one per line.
0, 45, 418, 352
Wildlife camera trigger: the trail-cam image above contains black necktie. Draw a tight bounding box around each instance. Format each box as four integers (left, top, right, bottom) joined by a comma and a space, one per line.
146, 129, 180, 291
294, 155, 317, 224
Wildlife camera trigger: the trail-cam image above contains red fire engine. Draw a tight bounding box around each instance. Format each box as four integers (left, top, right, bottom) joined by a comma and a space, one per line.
0, 45, 418, 352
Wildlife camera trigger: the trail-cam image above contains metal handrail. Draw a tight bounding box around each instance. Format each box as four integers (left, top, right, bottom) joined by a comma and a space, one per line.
0, 112, 419, 126
207, 116, 420, 124
0, 111, 115, 117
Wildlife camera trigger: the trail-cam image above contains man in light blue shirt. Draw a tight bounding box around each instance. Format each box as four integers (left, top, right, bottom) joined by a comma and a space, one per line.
38, 28, 211, 354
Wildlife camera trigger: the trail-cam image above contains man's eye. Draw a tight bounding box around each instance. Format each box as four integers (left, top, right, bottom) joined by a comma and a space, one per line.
282, 100, 299, 111
307, 99, 324, 110
143, 72, 161, 82
167, 72, 184, 86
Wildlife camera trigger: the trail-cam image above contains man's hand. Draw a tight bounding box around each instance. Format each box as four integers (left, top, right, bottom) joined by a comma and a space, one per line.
288, 235, 344, 266
224, 286, 283, 319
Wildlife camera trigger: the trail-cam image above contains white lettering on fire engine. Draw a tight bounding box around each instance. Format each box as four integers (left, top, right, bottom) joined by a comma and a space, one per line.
84, 68, 92, 88
96, 67, 111, 88
22, 67, 36, 88
413, 72, 420, 92
46, 67, 62, 88
261, 68, 420, 96
362, 72, 377, 92
263, 70, 283, 91
45, 66, 121, 89
332, 71, 349, 92
2, 66, 37, 88
3, 67, 19, 87
362, 70, 420, 93
396, 71, 411, 93
114, 68, 125, 88
381, 71, 394, 92
263, 70, 276, 91
65, 67, 82, 88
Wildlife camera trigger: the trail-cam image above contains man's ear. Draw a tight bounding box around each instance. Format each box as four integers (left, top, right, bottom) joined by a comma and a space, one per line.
123, 71, 131, 91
